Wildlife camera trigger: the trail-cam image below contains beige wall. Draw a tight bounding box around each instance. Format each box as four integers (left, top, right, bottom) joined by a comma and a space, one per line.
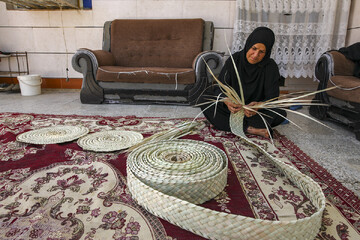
0, 0, 236, 78
346, 0, 360, 46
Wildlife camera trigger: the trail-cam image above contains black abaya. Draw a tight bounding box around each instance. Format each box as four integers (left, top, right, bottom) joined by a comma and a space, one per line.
199, 27, 287, 133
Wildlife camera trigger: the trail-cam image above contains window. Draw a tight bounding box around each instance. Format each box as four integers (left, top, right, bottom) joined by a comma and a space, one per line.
2, 0, 92, 10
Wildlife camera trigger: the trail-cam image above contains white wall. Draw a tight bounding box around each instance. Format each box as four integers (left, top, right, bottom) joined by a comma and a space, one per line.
0, 0, 236, 78
346, 0, 360, 46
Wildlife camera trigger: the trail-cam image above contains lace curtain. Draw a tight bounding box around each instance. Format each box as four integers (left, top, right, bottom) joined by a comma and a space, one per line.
232, 0, 351, 78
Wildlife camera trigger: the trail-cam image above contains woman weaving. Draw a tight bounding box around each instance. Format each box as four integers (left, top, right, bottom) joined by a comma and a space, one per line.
200, 27, 286, 138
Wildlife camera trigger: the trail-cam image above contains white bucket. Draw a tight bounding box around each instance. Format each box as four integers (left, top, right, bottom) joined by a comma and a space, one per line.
17, 74, 42, 96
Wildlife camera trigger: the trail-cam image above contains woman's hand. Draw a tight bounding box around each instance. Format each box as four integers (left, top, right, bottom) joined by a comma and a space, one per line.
224, 98, 243, 114
243, 101, 261, 117
224, 99, 262, 117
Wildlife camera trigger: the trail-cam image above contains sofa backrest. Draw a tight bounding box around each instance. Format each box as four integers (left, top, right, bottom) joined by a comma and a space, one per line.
109, 19, 205, 68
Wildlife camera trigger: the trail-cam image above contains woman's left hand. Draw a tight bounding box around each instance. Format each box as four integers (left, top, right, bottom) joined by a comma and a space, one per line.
244, 101, 261, 117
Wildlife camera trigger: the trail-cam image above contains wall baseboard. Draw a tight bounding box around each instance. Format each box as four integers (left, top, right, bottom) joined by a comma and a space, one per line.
1, 77, 315, 97
0, 77, 82, 89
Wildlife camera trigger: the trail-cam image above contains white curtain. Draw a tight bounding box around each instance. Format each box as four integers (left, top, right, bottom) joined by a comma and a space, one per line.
232, 0, 351, 78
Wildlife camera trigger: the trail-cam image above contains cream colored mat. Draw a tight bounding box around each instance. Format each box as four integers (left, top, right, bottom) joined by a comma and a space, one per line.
77, 130, 143, 152
17, 125, 89, 144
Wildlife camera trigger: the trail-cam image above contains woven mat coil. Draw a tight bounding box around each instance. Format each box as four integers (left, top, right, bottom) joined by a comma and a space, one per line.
127, 139, 228, 204
16, 125, 89, 144
127, 111, 326, 240
77, 130, 143, 152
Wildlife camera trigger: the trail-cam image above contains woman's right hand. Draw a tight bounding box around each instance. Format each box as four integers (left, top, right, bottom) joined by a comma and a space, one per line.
224, 98, 243, 114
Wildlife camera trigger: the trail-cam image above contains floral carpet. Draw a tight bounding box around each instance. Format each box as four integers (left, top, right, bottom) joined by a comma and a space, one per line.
0, 112, 359, 240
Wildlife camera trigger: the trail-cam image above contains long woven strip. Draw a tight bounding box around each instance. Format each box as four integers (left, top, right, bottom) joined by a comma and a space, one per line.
127, 111, 326, 240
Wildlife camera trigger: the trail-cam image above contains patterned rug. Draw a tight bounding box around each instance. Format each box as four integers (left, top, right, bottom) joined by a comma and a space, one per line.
0, 112, 359, 240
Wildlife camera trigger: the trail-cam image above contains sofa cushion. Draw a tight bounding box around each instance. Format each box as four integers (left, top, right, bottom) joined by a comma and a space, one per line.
97, 66, 195, 84
327, 75, 360, 103
110, 19, 204, 68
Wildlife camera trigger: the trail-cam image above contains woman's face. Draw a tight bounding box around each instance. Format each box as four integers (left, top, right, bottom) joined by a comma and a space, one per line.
246, 43, 266, 64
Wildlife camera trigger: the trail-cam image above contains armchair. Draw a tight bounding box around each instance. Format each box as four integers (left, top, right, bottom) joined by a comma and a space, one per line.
72, 18, 223, 105
310, 50, 360, 140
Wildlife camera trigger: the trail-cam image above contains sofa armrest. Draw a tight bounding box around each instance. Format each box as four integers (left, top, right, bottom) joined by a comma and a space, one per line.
72, 49, 98, 78
72, 48, 115, 76
71, 48, 109, 104
193, 51, 224, 79
329, 51, 355, 76
315, 51, 356, 84
188, 51, 224, 105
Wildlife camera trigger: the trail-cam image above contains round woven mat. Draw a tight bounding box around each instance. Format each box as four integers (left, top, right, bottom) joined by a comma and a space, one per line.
128, 139, 228, 204
16, 125, 89, 144
77, 130, 143, 152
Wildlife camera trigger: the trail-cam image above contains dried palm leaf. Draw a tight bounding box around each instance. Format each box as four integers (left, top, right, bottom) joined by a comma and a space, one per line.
126, 121, 204, 153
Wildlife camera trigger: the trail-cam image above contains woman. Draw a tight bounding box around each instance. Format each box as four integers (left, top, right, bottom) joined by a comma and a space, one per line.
199, 27, 286, 138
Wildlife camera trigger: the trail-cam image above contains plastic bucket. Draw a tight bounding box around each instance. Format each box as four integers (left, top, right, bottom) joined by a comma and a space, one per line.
17, 74, 42, 96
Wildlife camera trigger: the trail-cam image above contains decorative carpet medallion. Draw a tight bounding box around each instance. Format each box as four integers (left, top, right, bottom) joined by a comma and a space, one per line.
0, 113, 33, 126
0, 160, 159, 240
16, 125, 89, 144
77, 130, 143, 152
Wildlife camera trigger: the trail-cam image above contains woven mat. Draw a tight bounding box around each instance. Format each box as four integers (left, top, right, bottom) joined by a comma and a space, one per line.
16, 125, 89, 144
127, 139, 228, 204
0, 112, 359, 240
126, 111, 325, 239
77, 130, 143, 152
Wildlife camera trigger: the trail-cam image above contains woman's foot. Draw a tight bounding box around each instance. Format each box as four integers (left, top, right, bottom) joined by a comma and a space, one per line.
246, 126, 270, 138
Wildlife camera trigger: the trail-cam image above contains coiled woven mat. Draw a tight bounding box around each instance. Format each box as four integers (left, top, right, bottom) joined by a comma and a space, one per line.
77, 130, 143, 152
16, 125, 89, 144
127, 111, 326, 240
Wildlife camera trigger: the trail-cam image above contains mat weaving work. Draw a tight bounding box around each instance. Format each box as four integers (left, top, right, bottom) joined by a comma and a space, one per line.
0, 112, 359, 239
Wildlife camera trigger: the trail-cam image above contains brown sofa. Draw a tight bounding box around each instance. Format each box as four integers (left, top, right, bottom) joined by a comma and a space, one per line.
310, 50, 360, 140
72, 18, 223, 105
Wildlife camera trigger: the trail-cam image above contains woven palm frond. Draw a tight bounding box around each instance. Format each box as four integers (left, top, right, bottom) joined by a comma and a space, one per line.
126, 121, 204, 153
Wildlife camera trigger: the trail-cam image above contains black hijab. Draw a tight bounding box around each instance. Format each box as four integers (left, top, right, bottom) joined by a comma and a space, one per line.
241, 26, 275, 71
218, 27, 280, 104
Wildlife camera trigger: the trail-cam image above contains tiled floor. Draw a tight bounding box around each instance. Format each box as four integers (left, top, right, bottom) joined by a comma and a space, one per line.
1, 89, 360, 197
